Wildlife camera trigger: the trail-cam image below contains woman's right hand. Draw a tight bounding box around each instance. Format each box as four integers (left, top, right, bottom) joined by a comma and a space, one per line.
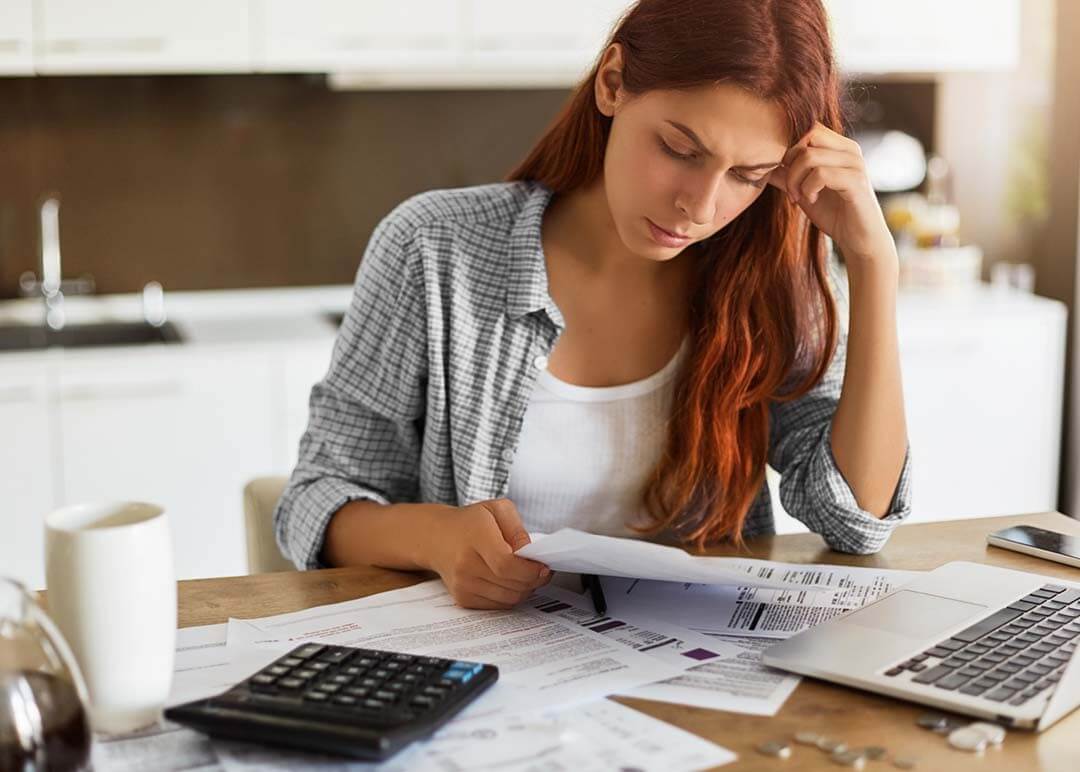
426, 498, 552, 609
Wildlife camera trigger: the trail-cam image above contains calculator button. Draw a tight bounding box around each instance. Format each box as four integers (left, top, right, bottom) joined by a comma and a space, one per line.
316, 683, 342, 694
442, 669, 474, 683
294, 644, 325, 660
309, 662, 330, 671
372, 669, 391, 679
345, 687, 370, 698
385, 682, 408, 692
411, 695, 436, 709
330, 674, 353, 685
267, 666, 290, 676
280, 657, 303, 667
278, 677, 305, 690
363, 698, 387, 710
422, 657, 450, 667
319, 648, 354, 664
436, 678, 455, 689
356, 658, 378, 667
401, 674, 420, 683
344, 666, 364, 676
294, 669, 317, 680
333, 695, 358, 706
422, 686, 448, 698
374, 690, 396, 701
392, 653, 416, 663
250, 674, 276, 685
303, 690, 330, 702
384, 662, 404, 671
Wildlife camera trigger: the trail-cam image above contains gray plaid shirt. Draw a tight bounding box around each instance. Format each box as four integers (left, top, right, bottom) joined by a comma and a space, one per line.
274, 180, 912, 570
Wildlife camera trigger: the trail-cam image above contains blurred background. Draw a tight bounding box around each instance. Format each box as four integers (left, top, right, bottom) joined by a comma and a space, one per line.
1, 1, 1078, 587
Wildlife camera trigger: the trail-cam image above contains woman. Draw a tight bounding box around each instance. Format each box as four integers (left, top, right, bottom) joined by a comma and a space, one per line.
275, 0, 912, 609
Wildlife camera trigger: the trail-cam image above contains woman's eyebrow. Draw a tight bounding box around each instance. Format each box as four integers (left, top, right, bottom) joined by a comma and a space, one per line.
664, 120, 783, 170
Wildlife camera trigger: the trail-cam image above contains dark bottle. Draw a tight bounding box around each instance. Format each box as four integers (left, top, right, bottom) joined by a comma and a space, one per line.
1, 577, 93, 772
0, 671, 91, 771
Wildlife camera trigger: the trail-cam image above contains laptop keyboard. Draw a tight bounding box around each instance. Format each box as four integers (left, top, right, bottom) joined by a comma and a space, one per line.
884, 584, 1080, 707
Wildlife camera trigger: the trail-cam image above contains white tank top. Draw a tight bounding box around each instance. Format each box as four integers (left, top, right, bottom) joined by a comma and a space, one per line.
507, 337, 689, 537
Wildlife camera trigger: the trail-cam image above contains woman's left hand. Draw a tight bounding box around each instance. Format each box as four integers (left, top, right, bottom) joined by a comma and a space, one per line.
767, 121, 897, 268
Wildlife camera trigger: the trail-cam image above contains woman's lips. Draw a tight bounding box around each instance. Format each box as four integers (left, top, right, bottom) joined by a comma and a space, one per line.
646, 218, 692, 247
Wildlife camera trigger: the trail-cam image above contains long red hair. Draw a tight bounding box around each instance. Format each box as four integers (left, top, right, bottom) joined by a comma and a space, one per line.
506, 0, 844, 549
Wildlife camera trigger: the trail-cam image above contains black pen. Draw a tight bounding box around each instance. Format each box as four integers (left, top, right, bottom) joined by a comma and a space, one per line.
583, 573, 607, 615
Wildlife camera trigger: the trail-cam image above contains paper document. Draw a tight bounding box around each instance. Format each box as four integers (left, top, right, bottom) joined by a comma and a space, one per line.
601, 564, 918, 639
92, 721, 221, 772
527, 584, 738, 670
213, 699, 735, 772
529, 585, 801, 716
519, 528, 918, 589
169, 624, 278, 708
225, 579, 683, 718
622, 634, 802, 716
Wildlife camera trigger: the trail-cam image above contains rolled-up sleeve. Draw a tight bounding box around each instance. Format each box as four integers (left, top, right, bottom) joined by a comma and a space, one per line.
768, 331, 912, 554
274, 209, 428, 570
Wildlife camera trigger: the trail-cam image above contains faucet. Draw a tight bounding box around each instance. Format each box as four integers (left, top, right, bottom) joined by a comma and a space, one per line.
18, 196, 95, 330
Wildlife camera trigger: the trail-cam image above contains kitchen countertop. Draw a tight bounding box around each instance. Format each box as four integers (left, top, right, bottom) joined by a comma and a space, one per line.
0, 281, 1065, 364
0, 285, 352, 363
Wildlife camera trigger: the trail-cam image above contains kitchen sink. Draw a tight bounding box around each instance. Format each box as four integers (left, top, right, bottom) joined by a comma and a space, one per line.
0, 320, 184, 351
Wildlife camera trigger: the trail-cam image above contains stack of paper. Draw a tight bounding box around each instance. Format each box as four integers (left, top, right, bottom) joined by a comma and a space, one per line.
92, 529, 920, 771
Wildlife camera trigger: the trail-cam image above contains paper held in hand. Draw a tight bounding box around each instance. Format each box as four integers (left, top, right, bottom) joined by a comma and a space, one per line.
516, 528, 907, 589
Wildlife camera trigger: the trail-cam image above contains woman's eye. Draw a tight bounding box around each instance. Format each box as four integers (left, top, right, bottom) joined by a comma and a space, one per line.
659, 137, 767, 189
658, 139, 695, 161
732, 171, 767, 189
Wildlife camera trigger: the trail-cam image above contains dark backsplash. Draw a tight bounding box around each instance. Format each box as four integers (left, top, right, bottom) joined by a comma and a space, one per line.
0, 75, 572, 298
0, 75, 932, 299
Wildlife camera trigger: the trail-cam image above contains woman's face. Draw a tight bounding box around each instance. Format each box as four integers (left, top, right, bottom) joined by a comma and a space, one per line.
596, 55, 791, 261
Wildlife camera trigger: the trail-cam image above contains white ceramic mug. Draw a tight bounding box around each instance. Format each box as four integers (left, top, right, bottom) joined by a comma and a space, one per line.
45, 501, 176, 734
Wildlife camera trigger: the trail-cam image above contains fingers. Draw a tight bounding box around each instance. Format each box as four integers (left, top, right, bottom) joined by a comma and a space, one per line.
448, 576, 535, 610
475, 500, 549, 586
476, 542, 549, 587
472, 576, 536, 607
791, 121, 862, 155
782, 146, 860, 203
484, 498, 531, 551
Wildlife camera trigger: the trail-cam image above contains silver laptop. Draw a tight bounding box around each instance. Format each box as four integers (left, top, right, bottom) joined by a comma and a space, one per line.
761, 561, 1080, 730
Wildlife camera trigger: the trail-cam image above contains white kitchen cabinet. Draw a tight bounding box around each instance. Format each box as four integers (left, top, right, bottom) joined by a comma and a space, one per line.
257, 0, 459, 73
899, 292, 1065, 522
772, 287, 1066, 535
825, 0, 1020, 74
55, 350, 275, 580
461, 0, 629, 77
16, 0, 1021, 81
0, 367, 56, 590
0, 0, 33, 75
33, 0, 251, 74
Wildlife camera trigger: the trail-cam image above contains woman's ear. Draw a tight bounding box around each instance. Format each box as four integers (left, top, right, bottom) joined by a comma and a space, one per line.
594, 43, 626, 117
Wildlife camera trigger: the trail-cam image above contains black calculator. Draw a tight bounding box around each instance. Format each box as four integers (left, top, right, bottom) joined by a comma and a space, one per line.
164, 643, 499, 761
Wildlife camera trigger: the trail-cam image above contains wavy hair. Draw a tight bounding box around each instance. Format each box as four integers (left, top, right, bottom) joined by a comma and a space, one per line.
505, 0, 844, 549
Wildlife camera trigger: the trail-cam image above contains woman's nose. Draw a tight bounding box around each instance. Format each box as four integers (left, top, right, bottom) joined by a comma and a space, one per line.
675, 172, 726, 226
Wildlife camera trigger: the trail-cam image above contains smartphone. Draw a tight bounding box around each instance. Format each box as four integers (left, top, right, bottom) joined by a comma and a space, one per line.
987, 525, 1080, 569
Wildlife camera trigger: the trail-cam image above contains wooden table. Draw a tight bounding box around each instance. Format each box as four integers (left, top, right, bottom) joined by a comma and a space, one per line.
176, 512, 1080, 771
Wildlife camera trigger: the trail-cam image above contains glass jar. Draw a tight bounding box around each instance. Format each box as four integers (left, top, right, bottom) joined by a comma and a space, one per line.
0, 576, 92, 771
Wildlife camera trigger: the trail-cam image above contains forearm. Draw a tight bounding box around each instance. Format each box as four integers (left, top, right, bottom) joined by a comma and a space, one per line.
320, 499, 453, 571
830, 259, 909, 517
